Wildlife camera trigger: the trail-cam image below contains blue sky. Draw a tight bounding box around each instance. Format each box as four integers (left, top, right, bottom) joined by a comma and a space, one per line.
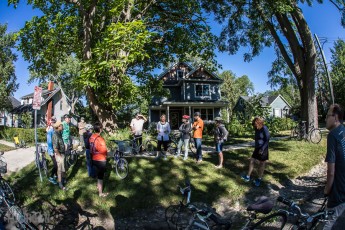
0, 1, 344, 99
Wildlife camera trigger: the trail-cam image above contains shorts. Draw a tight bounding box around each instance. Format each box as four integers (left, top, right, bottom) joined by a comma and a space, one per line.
215, 142, 223, 153
56, 154, 65, 173
323, 202, 345, 230
252, 148, 268, 161
92, 160, 106, 180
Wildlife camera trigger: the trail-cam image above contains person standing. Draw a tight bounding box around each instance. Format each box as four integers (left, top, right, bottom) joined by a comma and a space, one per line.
52, 121, 67, 190
46, 116, 57, 184
78, 117, 86, 148
323, 104, 345, 230
130, 113, 147, 154
83, 124, 95, 178
213, 117, 229, 168
156, 114, 171, 159
175, 115, 192, 160
241, 117, 270, 187
89, 123, 108, 197
62, 114, 71, 151
192, 112, 204, 163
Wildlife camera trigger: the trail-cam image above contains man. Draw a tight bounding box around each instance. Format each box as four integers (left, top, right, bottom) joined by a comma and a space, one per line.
52, 121, 67, 190
130, 113, 147, 154
78, 117, 86, 147
192, 112, 204, 163
62, 114, 71, 150
213, 117, 228, 168
323, 104, 345, 229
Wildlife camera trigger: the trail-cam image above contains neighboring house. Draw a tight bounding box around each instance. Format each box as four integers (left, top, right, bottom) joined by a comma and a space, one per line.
0, 96, 21, 127
149, 62, 228, 129
233, 94, 291, 118
11, 87, 75, 127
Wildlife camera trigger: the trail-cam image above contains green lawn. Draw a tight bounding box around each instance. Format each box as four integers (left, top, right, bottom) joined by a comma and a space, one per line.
8, 138, 327, 222
0, 143, 15, 152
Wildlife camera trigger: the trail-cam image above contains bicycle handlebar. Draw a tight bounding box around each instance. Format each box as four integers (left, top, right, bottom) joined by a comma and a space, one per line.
277, 196, 308, 218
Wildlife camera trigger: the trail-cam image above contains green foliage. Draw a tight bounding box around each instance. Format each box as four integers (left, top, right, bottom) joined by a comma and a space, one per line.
265, 117, 296, 135
330, 39, 345, 108
21, 112, 33, 128
0, 127, 46, 144
0, 23, 18, 110
227, 117, 252, 136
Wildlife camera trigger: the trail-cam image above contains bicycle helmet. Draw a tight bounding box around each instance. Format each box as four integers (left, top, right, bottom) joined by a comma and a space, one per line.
85, 124, 93, 131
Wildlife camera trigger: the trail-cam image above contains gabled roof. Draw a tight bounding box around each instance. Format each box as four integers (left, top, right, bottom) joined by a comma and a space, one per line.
184, 65, 222, 81
158, 62, 194, 80
8, 96, 21, 108
238, 94, 291, 108
21, 89, 52, 99
41, 88, 61, 106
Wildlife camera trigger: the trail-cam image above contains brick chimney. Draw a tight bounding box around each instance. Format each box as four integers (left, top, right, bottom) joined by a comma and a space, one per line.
46, 81, 54, 123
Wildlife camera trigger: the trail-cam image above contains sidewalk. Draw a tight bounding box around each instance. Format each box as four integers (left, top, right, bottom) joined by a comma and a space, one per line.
0, 139, 36, 173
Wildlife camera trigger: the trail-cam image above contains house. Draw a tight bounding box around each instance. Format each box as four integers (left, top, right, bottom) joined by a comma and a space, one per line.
149, 62, 228, 129
233, 94, 291, 118
11, 83, 75, 127
0, 96, 21, 127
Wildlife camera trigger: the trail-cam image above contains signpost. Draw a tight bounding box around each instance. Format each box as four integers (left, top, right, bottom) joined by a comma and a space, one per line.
33, 86, 43, 182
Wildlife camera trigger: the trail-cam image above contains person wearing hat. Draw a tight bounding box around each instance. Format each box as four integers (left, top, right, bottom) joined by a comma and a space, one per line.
192, 112, 204, 163
83, 124, 95, 178
46, 116, 57, 184
175, 115, 192, 160
62, 114, 71, 150
78, 117, 86, 148
130, 113, 147, 154
52, 121, 67, 190
213, 117, 228, 168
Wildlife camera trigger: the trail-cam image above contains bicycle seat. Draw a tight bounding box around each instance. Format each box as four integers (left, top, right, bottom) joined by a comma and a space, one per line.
247, 196, 274, 214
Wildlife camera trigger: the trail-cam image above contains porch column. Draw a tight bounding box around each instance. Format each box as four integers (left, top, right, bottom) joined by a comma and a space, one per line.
167, 106, 170, 122
189, 106, 191, 116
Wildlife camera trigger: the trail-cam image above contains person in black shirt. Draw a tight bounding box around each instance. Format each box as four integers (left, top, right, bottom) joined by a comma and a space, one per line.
241, 117, 270, 187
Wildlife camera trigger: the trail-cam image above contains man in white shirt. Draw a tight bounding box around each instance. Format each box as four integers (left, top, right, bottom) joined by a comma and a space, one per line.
130, 113, 147, 154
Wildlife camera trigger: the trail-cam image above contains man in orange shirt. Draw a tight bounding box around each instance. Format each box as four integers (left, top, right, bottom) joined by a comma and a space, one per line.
193, 112, 204, 163
89, 123, 108, 197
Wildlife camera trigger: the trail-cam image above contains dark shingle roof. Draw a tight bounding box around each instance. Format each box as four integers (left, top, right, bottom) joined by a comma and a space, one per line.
8, 96, 21, 108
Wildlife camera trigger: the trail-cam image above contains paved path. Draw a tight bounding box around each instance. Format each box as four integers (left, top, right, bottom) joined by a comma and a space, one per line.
0, 139, 36, 173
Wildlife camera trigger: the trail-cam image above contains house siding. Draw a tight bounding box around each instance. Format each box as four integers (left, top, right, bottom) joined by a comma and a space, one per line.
270, 97, 290, 118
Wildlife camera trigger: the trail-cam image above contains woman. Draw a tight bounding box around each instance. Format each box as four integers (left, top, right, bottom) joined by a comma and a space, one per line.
213, 117, 228, 168
46, 116, 57, 184
89, 122, 108, 197
175, 115, 192, 160
156, 114, 171, 159
241, 117, 270, 187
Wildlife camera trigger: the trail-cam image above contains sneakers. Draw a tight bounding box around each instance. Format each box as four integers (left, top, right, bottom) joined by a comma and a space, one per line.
174, 154, 180, 158
196, 159, 203, 164
241, 175, 250, 182
183, 157, 188, 161
215, 165, 223, 168
48, 177, 57, 185
253, 178, 262, 187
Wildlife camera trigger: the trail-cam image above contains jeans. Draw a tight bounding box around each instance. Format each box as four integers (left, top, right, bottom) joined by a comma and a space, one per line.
133, 135, 143, 153
85, 149, 95, 177
177, 139, 190, 158
194, 138, 202, 160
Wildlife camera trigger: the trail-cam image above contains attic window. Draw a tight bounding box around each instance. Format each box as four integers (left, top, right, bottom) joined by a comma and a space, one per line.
195, 84, 210, 97
177, 70, 183, 79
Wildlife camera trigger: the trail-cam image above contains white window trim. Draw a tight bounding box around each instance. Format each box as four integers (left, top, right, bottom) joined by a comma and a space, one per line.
194, 84, 211, 98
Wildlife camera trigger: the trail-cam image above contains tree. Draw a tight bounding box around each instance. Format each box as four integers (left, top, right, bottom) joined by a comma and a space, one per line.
329, 0, 345, 26
9, 0, 217, 132
0, 23, 18, 110
219, 70, 254, 118
330, 39, 345, 107
202, 0, 319, 127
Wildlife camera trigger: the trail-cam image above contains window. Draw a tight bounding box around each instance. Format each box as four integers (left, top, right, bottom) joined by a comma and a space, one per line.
193, 108, 214, 121
195, 84, 210, 97
60, 101, 63, 110
177, 70, 184, 79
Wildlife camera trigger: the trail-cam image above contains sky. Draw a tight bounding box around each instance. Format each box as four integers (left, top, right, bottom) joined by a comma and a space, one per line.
0, 1, 344, 99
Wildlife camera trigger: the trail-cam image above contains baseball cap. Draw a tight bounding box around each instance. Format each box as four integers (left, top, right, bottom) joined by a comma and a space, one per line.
182, 115, 190, 119
194, 112, 200, 117
54, 121, 63, 128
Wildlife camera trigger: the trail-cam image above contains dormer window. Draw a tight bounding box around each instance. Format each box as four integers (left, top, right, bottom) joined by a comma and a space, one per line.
195, 84, 210, 97
177, 70, 184, 79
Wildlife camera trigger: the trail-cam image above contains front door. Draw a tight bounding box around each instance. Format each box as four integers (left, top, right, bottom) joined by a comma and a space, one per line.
170, 110, 182, 130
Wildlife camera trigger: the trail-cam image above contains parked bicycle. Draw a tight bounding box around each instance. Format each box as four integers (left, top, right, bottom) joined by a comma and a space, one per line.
170, 133, 196, 155
291, 121, 322, 144
65, 138, 83, 167
276, 196, 334, 230
110, 140, 129, 179
13, 136, 26, 149
0, 151, 15, 204
35, 143, 48, 178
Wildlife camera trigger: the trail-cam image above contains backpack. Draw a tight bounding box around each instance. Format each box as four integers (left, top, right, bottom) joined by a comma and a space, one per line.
90, 136, 100, 155
218, 125, 229, 141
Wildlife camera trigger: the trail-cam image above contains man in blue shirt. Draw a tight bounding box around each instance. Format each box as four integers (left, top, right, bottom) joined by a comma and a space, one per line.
324, 104, 345, 229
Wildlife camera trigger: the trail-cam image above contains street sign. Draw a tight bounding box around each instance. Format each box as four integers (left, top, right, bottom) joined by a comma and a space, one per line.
32, 86, 42, 110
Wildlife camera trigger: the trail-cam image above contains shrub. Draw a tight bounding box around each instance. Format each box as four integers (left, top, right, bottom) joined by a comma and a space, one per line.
0, 127, 46, 144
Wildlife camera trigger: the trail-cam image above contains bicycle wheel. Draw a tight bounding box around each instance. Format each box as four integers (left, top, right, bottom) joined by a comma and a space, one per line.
0, 179, 15, 204
250, 212, 287, 230
189, 140, 196, 154
290, 126, 298, 139
115, 158, 129, 179
309, 129, 322, 144
168, 140, 178, 155
66, 151, 78, 166
165, 204, 192, 229
145, 140, 157, 156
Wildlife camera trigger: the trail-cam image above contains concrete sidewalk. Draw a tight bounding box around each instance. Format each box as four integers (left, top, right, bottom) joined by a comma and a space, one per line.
0, 139, 36, 173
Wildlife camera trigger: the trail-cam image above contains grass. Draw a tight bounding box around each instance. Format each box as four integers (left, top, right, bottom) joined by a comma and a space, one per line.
0, 143, 15, 152
7, 138, 327, 223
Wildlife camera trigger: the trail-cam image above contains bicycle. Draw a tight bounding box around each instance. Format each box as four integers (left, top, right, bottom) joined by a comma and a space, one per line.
65, 137, 83, 167
35, 143, 48, 178
276, 196, 334, 229
170, 133, 196, 155
0, 152, 15, 204
291, 121, 322, 144
128, 130, 158, 156
13, 136, 26, 148
110, 140, 129, 179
